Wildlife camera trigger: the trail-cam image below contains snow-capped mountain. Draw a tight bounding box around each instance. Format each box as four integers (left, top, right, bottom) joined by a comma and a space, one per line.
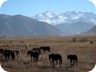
58, 11, 83, 23
33, 11, 96, 35
56, 11, 96, 35
33, 11, 59, 24
33, 11, 96, 25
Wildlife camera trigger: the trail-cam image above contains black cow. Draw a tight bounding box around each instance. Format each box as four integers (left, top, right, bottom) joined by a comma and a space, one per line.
3, 49, 16, 61
32, 48, 41, 54
10, 50, 15, 61
0, 48, 3, 56
49, 53, 62, 66
40, 46, 50, 53
27, 50, 41, 62
3, 50, 11, 60
27, 50, 32, 55
90, 41, 93, 44
67, 54, 78, 66
14, 49, 21, 59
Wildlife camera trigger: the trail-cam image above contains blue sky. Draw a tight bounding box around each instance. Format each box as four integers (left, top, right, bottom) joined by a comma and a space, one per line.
0, 0, 96, 16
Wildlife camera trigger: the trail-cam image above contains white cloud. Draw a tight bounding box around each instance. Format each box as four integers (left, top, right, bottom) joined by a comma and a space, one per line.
89, 0, 96, 7
0, 0, 7, 8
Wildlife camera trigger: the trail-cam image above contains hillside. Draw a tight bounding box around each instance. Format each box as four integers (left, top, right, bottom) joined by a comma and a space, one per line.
84, 25, 96, 34
55, 20, 95, 35
0, 14, 63, 37
33, 11, 96, 35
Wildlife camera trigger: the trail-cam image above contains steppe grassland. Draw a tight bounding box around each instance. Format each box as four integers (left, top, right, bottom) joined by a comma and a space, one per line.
0, 35, 96, 72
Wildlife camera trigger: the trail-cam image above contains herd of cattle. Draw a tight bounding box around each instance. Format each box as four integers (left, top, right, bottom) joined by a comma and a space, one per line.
0, 46, 78, 67
0, 49, 20, 61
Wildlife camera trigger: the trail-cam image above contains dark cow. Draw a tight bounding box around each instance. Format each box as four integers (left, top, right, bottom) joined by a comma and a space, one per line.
0, 49, 3, 58
3, 49, 16, 61
27, 50, 32, 55
14, 49, 21, 59
3, 50, 11, 60
27, 50, 41, 62
67, 54, 78, 66
40, 46, 50, 53
32, 48, 41, 54
49, 53, 62, 66
90, 41, 93, 44
0, 49, 3, 56
10, 50, 15, 61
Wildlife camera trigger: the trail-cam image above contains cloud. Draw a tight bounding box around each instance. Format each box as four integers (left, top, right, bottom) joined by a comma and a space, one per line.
0, 0, 8, 8
89, 0, 96, 7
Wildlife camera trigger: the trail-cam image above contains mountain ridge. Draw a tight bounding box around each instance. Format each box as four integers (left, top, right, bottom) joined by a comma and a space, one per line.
0, 14, 63, 37
84, 25, 96, 34
33, 11, 96, 25
33, 11, 96, 35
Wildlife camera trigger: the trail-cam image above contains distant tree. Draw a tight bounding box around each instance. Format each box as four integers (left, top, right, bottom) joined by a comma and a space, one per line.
90, 41, 93, 44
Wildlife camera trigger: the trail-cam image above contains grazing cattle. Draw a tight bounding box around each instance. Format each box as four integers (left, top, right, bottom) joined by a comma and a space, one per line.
10, 50, 15, 61
0, 48, 3, 55
3, 49, 16, 61
40, 46, 50, 53
27, 50, 32, 55
67, 54, 78, 66
90, 41, 93, 44
32, 48, 41, 54
49, 53, 62, 66
27, 50, 41, 62
3, 50, 11, 60
14, 49, 21, 59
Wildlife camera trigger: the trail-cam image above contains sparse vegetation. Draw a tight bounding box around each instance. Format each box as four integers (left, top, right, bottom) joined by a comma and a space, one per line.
0, 35, 96, 72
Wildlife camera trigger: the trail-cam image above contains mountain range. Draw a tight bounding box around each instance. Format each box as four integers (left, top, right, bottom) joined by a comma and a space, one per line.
0, 11, 96, 37
84, 25, 96, 34
0, 14, 63, 37
33, 11, 96, 35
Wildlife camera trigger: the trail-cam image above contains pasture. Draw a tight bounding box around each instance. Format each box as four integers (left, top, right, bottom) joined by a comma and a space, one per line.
0, 35, 96, 72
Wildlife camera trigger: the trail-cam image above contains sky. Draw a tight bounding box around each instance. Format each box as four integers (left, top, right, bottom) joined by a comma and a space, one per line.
0, 0, 96, 16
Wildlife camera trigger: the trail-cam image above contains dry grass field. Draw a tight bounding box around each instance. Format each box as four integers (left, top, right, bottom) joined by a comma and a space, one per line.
0, 35, 96, 72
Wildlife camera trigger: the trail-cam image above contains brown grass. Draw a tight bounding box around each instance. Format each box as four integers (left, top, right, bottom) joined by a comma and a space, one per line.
0, 35, 96, 72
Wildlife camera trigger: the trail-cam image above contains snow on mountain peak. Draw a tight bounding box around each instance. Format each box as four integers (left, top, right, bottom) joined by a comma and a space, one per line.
33, 11, 96, 25
43, 11, 56, 18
